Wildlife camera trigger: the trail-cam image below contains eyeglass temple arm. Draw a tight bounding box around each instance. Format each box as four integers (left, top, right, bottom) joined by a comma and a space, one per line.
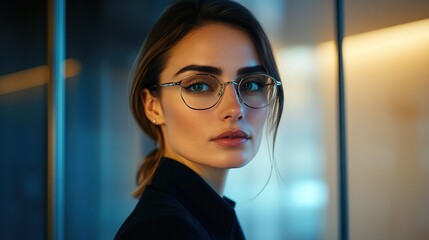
156, 81, 181, 88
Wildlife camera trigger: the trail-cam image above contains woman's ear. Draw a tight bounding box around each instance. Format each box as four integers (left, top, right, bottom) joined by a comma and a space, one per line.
141, 89, 165, 125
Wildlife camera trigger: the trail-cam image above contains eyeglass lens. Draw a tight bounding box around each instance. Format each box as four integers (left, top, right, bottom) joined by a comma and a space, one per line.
179, 74, 277, 110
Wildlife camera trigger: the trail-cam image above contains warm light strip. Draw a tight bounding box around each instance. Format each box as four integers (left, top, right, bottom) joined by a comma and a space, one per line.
0, 58, 81, 95
316, 18, 429, 60
343, 18, 429, 56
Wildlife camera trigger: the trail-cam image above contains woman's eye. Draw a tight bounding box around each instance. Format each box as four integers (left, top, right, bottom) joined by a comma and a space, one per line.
242, 81, 262, 92
184, 82, 211, 93
191, 83, 208, 92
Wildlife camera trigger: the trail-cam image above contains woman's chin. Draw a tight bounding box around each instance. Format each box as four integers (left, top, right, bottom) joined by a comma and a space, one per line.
212, 155, 252, 169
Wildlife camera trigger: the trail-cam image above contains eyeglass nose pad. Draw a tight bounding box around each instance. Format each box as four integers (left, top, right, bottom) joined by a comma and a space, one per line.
219, 81, 241, 100
228, 81, 240, 96
224, 81, 239, 88
217, 81, 235, 97
217, 84, 225, 97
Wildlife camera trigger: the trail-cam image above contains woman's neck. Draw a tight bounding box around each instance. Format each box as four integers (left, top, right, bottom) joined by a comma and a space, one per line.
198, 166, 228, 195
166, 155, 229, 195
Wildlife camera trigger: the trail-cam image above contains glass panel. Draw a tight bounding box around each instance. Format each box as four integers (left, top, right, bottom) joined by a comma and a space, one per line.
0, 1, 48, 239
65, 1, 172, 239
344, 1, 429, 239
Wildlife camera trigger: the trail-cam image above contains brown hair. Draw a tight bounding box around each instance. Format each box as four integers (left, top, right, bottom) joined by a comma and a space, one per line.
130, 0, 284, 197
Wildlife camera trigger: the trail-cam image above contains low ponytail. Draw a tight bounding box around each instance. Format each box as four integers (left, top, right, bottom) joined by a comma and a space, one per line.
132, 148, 163, 197
130, 92, 165, 196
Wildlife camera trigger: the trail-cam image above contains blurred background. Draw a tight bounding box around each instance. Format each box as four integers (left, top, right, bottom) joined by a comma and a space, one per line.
1, 0, 428, 239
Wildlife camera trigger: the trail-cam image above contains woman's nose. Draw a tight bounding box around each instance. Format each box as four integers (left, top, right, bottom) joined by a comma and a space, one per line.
218, 83, 244, 121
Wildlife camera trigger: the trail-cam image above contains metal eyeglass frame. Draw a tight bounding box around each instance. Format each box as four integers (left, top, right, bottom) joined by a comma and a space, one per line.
154, 73, 282, 110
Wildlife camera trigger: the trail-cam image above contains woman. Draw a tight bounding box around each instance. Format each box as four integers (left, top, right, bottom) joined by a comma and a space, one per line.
115, 0, 284, 239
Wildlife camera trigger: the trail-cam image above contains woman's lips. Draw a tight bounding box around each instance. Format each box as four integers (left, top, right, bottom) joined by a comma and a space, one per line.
211, 130, 250, 147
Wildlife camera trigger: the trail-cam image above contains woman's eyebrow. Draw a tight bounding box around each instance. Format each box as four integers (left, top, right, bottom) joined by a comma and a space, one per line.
175, 65, 222, 76
237, 65, 266, 76
174, 64, 266, 76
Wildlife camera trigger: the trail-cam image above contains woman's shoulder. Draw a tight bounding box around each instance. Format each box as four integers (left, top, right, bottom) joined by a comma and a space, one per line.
115, 214, 209, 240
114, 185, 210, 239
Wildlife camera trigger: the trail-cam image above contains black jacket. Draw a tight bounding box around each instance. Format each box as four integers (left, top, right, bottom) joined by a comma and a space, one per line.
114, 157, 245, 240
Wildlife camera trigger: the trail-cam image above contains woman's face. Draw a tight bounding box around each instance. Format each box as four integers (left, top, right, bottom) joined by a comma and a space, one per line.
152, 23, 268, 174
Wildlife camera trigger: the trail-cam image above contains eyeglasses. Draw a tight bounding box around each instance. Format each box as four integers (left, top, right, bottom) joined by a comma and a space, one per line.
155, 73, 282, 110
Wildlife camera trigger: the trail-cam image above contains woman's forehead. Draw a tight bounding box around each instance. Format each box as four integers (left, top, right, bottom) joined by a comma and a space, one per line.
163, 23, 261, 78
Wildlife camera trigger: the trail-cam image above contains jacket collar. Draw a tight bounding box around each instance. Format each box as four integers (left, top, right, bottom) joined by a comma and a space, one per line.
150, 157, 239, 237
